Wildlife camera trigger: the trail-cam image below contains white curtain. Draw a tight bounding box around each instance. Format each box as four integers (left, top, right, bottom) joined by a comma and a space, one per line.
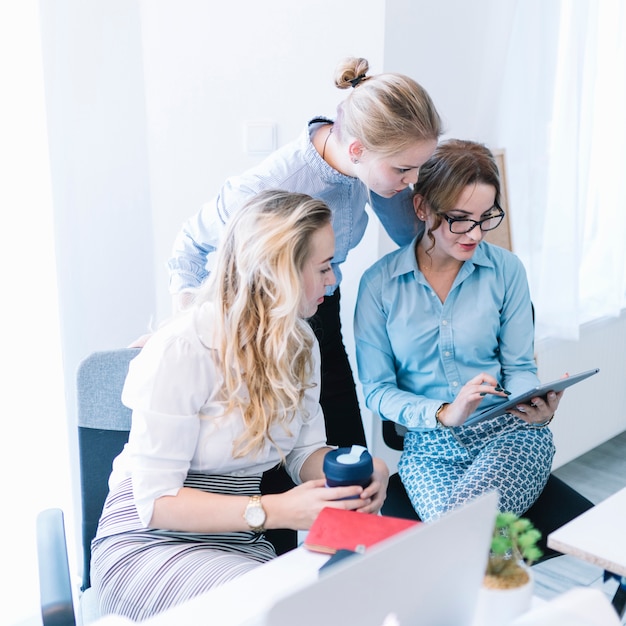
499, 0, 626, 343
0, 2, 73, 624
538, 0, 626, 340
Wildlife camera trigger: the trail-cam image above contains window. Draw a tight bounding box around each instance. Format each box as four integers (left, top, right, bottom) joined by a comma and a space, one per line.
498, 0, 626, 342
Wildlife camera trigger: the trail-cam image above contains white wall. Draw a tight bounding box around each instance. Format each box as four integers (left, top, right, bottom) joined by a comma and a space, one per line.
2, 2, 73, 623
40, 0, 156, 353
384, 0, 519, 145
536, 313, 626, 468
37, 0, 157, 589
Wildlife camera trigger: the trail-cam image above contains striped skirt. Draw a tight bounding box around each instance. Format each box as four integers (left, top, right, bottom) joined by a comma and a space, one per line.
90, 473, 276, 621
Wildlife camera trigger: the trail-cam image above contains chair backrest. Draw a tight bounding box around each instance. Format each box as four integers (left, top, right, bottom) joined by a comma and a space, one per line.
382, 420, 408, 451
76, 348, 139, 591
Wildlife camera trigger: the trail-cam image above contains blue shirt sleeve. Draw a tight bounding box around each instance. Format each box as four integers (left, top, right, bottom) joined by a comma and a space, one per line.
354, 248, 442, 429
167, 119, 371, 295
167, 179, 257, 294
369, 189, 423, 247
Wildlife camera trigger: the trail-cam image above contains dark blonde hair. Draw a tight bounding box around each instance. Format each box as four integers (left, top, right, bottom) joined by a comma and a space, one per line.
199, 190, 332, 458
413, 140, 502, 249
333, 57, 442, 155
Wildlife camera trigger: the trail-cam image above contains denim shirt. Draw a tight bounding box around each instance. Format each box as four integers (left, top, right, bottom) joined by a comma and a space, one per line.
168, 118, 421, 295
354, 239, 539, 430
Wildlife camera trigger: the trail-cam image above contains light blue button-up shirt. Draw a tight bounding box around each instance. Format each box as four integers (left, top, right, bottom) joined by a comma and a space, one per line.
354, 238, 538, 430
168, 118, 421, 295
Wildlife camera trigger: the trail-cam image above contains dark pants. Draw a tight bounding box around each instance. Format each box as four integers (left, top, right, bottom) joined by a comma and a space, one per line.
261, 288, 365, 553
309, 288, 366, 447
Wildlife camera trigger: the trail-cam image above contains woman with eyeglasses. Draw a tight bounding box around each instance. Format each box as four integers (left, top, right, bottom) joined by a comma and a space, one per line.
354, 139, 562, 522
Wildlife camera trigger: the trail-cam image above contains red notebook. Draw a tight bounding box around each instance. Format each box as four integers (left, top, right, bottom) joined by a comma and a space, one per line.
303, 507, 420, 554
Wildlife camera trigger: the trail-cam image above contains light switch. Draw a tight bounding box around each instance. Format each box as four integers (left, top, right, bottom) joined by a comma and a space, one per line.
244, 122, 276, 155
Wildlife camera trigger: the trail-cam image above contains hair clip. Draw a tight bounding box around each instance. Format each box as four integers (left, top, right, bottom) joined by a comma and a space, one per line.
349, 74, 367, 88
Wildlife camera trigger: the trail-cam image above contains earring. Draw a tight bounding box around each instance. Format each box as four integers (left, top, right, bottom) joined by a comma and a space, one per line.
351, 157, 359, 164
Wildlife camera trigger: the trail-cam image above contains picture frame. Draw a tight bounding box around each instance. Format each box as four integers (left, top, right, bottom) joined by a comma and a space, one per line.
483, 149, 512, 252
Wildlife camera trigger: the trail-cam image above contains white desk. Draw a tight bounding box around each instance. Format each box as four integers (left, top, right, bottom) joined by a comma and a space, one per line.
548, 486, 626, 617
548, 487, 626, 577
91, 506, 626, 626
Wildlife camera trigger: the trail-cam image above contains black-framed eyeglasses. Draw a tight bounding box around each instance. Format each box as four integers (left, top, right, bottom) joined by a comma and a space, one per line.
441, 208, 505, 234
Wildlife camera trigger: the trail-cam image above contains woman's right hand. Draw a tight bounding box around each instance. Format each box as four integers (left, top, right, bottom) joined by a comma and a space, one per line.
264, 479, 370, 531
436, 373, 509, 427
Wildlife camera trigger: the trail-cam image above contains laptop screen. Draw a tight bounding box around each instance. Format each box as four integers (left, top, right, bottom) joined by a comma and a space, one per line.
257, 491, 499, 626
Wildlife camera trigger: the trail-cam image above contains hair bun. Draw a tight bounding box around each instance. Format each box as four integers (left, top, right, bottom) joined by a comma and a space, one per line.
334, 57, 370, 90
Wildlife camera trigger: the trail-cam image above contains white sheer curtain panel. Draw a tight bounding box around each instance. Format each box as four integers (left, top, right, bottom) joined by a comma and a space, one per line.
498, 0, 626, 343
538, 0, 626, 340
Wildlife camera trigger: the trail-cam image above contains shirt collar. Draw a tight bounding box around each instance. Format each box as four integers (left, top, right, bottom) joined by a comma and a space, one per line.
303, 117, 356, 185
389, 238, 496, 280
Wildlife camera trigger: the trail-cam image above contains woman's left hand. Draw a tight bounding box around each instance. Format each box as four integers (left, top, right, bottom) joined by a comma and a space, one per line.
508, 389, 564, 426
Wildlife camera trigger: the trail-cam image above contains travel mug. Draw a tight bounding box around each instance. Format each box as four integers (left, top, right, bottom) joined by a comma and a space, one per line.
323, 445, 373, 497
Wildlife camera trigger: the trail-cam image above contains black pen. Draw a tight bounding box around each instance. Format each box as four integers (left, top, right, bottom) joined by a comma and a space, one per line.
479, 383, 511, 397
494, 384, 511, 395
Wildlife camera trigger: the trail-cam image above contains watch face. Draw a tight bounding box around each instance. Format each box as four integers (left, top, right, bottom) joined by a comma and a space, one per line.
245, 497, 266, 529
246, 506, 266, 527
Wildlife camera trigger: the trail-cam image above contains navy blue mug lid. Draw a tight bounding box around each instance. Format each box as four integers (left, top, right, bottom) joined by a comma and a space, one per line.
324, 445, 373, 483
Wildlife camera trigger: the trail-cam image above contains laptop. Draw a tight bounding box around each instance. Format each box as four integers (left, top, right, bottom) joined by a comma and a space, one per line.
252, 491, 499, 626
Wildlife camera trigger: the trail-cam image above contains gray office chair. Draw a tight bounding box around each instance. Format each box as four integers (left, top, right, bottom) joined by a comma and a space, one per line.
37, 348, 139, 626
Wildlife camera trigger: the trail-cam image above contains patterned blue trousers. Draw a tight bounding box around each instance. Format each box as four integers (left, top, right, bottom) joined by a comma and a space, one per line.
398, 414, 555, 522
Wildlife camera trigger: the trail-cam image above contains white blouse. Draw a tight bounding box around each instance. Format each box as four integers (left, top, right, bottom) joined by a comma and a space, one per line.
109, 303, 328, 525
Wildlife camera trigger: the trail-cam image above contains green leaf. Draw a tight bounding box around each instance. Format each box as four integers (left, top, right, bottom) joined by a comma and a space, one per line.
495, 512, 517, 529
518, 529, 541, 549
491, 535, 512, 555
523, 546, 543, 564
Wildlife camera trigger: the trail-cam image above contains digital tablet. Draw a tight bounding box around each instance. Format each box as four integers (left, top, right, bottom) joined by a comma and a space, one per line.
474, 368, 600, 422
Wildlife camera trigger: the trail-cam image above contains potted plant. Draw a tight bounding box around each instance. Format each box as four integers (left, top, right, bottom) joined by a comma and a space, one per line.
484, 511, 543, 589
474, 512, 543, 625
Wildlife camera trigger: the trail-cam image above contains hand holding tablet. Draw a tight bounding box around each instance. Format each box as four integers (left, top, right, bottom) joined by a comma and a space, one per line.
474, 368, 600, 422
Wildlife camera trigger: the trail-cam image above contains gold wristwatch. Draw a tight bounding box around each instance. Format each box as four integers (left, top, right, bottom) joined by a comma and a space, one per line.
435, 403, 449, 427
243, 495, 266, 532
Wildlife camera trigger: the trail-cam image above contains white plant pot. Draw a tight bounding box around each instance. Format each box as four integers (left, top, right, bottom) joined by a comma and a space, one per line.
472, 567, 534, 626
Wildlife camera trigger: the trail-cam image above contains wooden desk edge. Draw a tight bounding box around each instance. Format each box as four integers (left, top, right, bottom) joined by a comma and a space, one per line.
547, 536, 626, 578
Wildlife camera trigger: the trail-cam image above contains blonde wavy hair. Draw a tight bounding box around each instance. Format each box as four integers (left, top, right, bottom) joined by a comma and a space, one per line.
333, 56, 442, 155
197, 190, 332, 458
